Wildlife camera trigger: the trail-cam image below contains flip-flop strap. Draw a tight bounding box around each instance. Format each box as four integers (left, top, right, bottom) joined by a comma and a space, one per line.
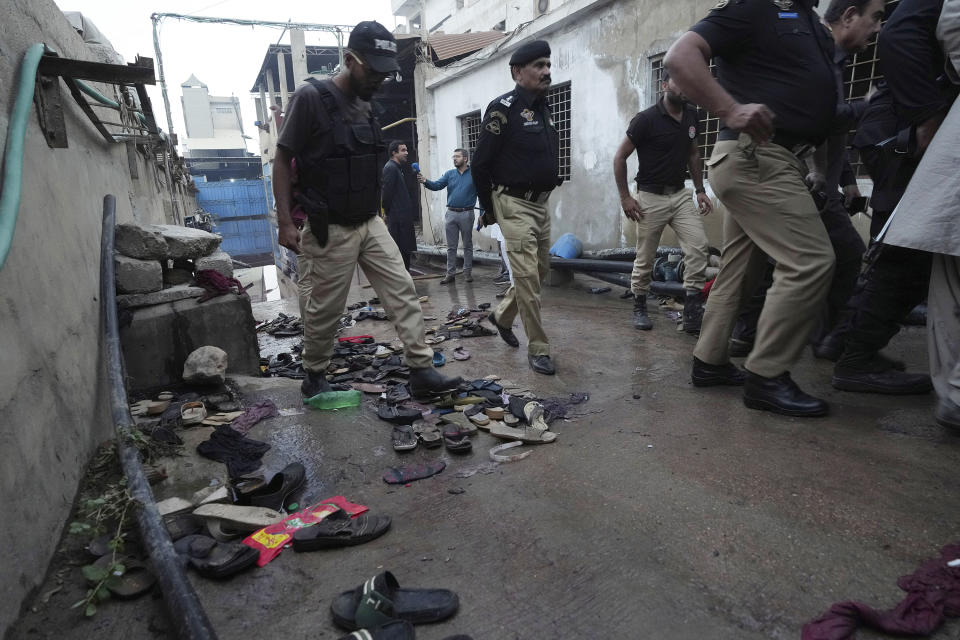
346, 631, 374, 640
355, 581, 396, 629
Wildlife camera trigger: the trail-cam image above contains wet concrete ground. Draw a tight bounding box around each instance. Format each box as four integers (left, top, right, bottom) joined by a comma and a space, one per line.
11, 262, 960, 639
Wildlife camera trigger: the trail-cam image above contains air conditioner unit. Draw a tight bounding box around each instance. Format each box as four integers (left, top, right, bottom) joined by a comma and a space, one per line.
395, 24, 409, 34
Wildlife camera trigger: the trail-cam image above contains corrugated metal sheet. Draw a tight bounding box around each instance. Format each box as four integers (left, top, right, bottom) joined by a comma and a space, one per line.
428, 32, 504, 61
195, 179, 273, 259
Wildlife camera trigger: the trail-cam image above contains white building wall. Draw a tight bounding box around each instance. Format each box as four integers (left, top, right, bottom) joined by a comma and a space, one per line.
418, 0, 723, 252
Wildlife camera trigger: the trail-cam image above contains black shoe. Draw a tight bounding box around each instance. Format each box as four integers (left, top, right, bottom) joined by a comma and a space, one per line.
812, 331, 845, 361
493, 272, 510, 284
301, 370, 333, 397
682, 290, 704, 334
935, 398, 960, 430
244, 462, 306, 511
487, 312, 519, 347
728, 338, 753, 358
408, 367, 463, 397
691, 356, 746, 387
832, 366, 933, 394
440, 274, 455, 285
743, 371, 828, 417
633, 295, 653, 331
464, 269, 473, 282
528, 354, 556, 375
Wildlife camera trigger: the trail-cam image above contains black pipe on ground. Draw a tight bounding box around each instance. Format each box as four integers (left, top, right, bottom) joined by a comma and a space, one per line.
100, 194, 218, 640
550, 257, 635, 273
580, 270, 687, 297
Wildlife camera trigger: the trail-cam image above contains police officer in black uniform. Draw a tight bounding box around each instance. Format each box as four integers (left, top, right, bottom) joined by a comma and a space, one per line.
665, 0, 838, 417
472, 40, 562, 375
273, 21, 461, 399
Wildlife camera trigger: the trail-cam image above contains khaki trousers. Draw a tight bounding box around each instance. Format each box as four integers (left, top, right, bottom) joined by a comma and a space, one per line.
630, 188, 710, 295
693, 138, 835, 378
928, 254, 960, 406
492, 189, 551, 356
298, 216, 433, 372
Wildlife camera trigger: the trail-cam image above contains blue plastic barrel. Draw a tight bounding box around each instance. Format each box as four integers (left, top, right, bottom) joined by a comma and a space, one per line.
549, 233, 583, 259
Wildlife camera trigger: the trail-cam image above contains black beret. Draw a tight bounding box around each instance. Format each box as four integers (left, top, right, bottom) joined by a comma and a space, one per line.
509, 40, 551, 66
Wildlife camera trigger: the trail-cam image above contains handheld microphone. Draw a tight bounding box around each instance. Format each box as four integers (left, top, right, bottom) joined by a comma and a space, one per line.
412, 162, 421, 173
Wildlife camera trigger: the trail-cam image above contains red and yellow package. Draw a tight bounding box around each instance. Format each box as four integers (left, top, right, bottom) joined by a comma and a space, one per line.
243, 496, 368, 566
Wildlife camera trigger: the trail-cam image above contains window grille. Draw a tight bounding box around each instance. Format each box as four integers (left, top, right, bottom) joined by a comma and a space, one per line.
547, 82, 571, 181
459, 111, 481, 158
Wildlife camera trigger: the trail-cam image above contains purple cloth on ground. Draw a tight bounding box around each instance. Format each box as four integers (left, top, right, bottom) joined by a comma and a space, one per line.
230, 400, 278, 435
802, 542, 960, 640
540, 392, 590, 423
197, 425, 270, 478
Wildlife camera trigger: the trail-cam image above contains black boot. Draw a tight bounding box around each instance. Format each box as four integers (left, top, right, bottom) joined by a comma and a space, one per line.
682, 289, 704, 334
633, 295, 653, 330
409, 367, 463, 397
743, 370, 828, 417
301, 370, 333, 397
691, 356, 746, 387
832, 354, 932, 394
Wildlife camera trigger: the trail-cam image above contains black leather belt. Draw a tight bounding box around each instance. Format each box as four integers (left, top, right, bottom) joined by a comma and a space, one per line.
637, 184, 684, 195
497, 185, 552, 203
447, 206, 474, 212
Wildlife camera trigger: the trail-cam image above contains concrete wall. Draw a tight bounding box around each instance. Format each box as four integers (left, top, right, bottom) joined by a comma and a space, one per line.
415, 0, 876, 253
0, 0, 194, 633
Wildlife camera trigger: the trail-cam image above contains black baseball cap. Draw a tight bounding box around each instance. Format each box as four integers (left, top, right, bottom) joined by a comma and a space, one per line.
347, 21, 401, 73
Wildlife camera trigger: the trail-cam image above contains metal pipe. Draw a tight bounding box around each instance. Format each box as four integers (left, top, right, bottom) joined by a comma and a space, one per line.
100, 195, 218, 640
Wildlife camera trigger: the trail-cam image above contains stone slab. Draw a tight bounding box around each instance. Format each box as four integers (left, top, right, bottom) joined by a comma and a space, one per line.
195, 249, 233, 278
115, 254, 162, 294
117, 285, 205, 310
119, 294, 260, 389
155, 224, 221, 259
115, 223, 168, 260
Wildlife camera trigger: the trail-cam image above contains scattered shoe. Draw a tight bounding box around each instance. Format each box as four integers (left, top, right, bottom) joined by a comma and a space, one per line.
174, 534, 259, 580
433, 351, 446, 367
528, 354, 556, 375
489, 421, 557, 444
382, 461, 446, 484
691, 356, 746, 387
487, 312, 519, 348
392, 425, 419, 452
743, 370, 828, 417
408, 367, 463, 398
412, 420, 442, 448
330, 571, 459, 630
243, 462, 307, 512
293, 510, 392, 551
452, 346, 470, 361
337, 620, 415, 640
443, 424, 473, 454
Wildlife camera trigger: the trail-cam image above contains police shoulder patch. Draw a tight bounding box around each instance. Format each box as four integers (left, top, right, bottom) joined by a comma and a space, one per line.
712, 0, 728, 9
485, 120, 501, 135
499, 93, 516, 108
489, 110, 508, 123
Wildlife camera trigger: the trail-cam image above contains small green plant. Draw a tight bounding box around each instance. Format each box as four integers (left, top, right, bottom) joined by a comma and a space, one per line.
71, 495, 132, 617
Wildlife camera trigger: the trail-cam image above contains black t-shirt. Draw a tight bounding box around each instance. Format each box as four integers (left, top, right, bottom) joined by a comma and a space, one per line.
276, 79, 371, 162
626, 101, 698, 189
690, 0, 836, 143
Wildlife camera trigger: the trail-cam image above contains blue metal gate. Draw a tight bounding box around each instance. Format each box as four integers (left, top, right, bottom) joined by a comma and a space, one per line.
194, 178, 273, 264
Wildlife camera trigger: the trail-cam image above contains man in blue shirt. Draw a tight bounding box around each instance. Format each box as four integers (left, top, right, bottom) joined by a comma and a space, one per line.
418, 148, 478, 284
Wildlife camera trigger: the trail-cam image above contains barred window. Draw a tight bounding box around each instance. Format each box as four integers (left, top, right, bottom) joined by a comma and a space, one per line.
459, 111, 481, 158
547, 82, 571, 181
650, 54, 719, 177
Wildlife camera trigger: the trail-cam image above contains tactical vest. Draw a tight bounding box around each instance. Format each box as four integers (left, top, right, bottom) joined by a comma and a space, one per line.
295, 79, 386, 234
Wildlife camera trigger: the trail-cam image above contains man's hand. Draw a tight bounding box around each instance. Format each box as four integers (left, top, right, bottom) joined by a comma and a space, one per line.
416, 173, 426, 184
278, 218, 301, 254
696, 192, 713, 215
725, 103, 775, 143
805, 171, 826, 195
842, 184, 861, 209
621, 196, 644, 222
916, 112, 945, 154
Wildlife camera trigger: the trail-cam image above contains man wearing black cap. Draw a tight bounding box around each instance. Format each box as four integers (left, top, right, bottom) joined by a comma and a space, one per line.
665, 0, 837, 417
272, 21, 462, 398
472, 39, 561, 375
